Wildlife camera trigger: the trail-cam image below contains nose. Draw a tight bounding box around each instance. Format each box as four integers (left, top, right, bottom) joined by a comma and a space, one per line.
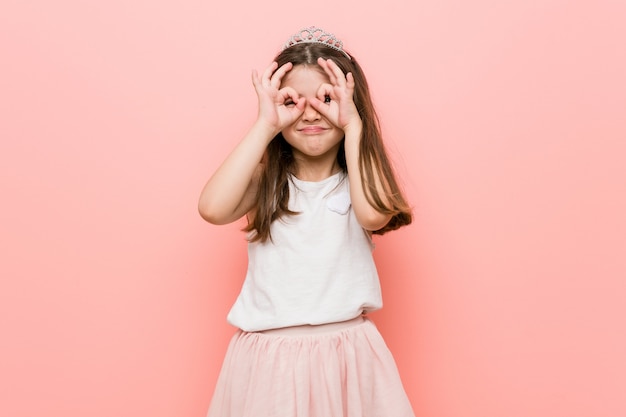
302, 102, 321, 122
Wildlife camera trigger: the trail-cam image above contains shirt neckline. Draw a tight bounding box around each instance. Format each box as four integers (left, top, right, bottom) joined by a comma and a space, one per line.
289, 171, 346, 190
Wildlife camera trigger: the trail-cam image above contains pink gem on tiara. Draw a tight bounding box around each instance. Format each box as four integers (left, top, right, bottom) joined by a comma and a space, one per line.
282, 26, 351, 59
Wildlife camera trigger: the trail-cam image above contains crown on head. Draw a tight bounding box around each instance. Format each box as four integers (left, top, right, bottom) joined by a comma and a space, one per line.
282, 26, 351, 60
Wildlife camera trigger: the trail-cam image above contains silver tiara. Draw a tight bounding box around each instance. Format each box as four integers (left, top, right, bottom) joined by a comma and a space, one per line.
282, 26, 351, 60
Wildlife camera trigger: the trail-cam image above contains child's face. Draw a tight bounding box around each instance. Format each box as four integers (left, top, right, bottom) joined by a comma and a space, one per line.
280, 65, 344, 163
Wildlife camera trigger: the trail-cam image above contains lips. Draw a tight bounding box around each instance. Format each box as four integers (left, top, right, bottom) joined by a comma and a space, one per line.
298, 126, 328, 134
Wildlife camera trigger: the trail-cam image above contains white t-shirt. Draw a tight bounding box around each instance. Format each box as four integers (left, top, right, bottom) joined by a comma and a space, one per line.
227, 172, 383, 332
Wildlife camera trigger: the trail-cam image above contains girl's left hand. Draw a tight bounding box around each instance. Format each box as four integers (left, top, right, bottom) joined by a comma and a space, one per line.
310, 57, 362, 133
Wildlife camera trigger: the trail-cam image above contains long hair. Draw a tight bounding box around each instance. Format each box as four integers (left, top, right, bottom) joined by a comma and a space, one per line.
245, 42, 412, 242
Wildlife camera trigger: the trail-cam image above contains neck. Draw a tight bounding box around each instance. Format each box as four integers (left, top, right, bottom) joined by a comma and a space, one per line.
292, 159, 342, 182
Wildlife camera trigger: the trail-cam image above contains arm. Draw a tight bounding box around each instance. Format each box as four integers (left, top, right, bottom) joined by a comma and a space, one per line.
311, 58, 392, 231
198, 62, 305, 225
343, 124, 393, 231
197, 122, 273, 225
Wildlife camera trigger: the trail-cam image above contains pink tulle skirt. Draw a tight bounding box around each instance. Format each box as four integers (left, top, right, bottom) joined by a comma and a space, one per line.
206, 316, 415, 417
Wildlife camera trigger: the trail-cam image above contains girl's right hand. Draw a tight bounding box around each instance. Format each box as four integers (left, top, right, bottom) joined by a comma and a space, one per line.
251, 62, 305, 135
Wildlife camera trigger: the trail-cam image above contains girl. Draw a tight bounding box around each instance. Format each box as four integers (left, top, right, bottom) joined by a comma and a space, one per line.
199, 27, 414, 417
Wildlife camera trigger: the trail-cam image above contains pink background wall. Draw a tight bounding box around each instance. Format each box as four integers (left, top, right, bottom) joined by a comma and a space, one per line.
1, 1, 625, 416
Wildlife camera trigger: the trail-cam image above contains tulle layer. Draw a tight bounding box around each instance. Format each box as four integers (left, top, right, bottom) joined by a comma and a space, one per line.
207, 317, 414, 417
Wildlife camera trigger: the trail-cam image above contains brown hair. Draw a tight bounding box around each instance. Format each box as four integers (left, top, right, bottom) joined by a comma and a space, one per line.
246, 42, 412, 242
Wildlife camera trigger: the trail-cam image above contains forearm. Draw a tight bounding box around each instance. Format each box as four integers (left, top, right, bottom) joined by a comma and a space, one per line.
198, 122, 277, 224
344, 125, 392, 231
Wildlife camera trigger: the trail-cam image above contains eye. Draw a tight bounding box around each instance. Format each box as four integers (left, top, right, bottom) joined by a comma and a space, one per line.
324, 95, 331, 104
284, 98, 295, 107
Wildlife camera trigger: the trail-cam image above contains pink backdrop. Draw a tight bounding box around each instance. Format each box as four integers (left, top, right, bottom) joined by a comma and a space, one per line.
1, 1, 625, 416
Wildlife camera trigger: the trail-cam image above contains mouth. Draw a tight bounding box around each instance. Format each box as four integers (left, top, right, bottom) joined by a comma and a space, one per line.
298, 126, 328, 134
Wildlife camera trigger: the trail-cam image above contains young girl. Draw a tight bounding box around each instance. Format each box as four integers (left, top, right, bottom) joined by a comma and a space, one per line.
199, 27, 415, 417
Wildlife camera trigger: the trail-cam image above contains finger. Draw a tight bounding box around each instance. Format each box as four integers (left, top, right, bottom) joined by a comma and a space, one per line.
293, 97, 306, 113
316, 83, 335, 103
308, 97, 333, 121
270, 62, 293, 89
308, 96, 326, 113
346, 72, 355, 91
280, 88, 306, 117
261, 62, 279, 87
278, 86, 300, 104
251, 69, 260, 88
318, 57, 345, 87
326, 58, 347, 87
252, 69, 270, 97
317, 57, 338, 86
